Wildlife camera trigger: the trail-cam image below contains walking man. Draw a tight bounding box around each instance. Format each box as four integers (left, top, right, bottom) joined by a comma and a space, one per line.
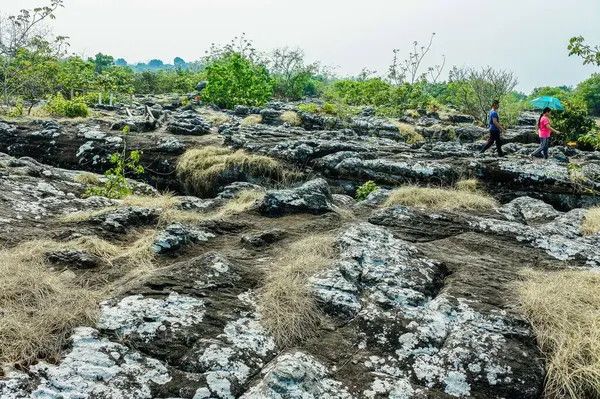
480, 100, 505, 157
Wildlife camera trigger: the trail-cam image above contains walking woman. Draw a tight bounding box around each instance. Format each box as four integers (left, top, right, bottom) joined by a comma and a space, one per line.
531, 107, 561, 160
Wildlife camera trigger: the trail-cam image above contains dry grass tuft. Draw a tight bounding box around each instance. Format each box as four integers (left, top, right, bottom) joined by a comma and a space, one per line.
581, 207, 600, 236
280, 111, 302, 126
258, 235, 335, 346
205, 114, 231, 127
383, 185, 498, 210
240, 114, 262, 126
517, 269, 600, 398
74, 173, 101, 186
121, 193, 179, 210
455, 178, 482, 192
60, 207, 118, 223
176, 147, 297, 197
392, 121, 425, 144
159, 189, 265, 225
0, 245, 99, 365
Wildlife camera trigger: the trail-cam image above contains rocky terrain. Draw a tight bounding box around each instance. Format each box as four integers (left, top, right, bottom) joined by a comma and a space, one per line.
0, 98, 599, 398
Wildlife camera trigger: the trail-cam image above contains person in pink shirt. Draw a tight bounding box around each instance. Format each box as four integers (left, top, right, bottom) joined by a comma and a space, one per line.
531, 107, 562, 160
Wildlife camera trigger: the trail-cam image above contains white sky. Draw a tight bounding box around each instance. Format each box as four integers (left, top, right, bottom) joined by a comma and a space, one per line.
3, 0, 599, 93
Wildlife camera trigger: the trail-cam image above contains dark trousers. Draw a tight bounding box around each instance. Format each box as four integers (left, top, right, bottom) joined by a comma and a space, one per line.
531, 137, 550, 159
480, 130, 504, 156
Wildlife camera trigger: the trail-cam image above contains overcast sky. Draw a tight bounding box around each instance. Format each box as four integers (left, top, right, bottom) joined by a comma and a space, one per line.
4, 0, 600, 93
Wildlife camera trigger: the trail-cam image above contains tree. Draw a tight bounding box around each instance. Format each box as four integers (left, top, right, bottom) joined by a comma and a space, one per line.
528, 86, 572, 100
173, 57, 186, 67
568, 37, 600, 66
574, 74, 600, 116
57, 56, 95, 96
0, 0, 66, 108
448, 66, 519, 124
269, 47, 317, 100
203, 52, 273, 109
17, 47, 59, 113
388, 33, 444, 85
148, 59, 164, 69
115, 58, 127, 67
90, 53, 114, 74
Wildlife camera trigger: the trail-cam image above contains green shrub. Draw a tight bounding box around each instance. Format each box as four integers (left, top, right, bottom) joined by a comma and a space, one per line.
355, 181, 379, 201
552, 98, 596, 145
203, 52, 274, 110
84, 127, 144, 199
46, 93, 89, 118
297, 103, 319, 113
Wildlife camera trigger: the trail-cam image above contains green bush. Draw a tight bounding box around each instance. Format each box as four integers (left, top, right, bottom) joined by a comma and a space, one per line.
46, 93, 89, 118
574, 73, 600, 116
323, 78, 429, 116
202, 52, 274, 110
355, 181, 379, 201
552, 98, 596, 145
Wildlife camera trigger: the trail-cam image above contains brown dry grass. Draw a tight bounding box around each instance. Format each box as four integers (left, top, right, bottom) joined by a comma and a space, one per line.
159, 189, 264, 225
280, 111, 302, 126
60, 207, 119, 223
74, 173, 101, 186
581, 207, 600, 236
0, 229, 159, 365
392, 121, 425, 144
455, 178, 482, 192
176, 147, 297, 197
383, 185, 498, 210
240, 114, 262, 126
0, 245, 99, 365
258, 235, 335, 346
517, 269, 600, 398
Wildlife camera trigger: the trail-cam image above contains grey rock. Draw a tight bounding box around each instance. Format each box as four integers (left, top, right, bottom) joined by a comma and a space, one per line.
91, 206, 158, 233
500, 196, 560, 224
152, 222, 215, 254
217, 182, 266, 199
259, 178, 334, 217
46, 249, 106, 269
241, 229, 287, 248
167, 110, 212, 135
234, 105, 249, 116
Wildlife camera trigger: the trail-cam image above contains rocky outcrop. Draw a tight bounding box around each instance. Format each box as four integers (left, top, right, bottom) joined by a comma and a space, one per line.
0, 120, 193, 191
167, 110, 212, 135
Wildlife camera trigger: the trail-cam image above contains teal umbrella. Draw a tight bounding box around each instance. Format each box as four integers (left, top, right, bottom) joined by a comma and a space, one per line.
529, 96, 565, 111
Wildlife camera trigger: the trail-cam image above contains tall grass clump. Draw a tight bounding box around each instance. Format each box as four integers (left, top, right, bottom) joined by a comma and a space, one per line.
517, 269, 600, 398
581, 207, 600, 236
258, 235, 335, 346
383, 185, 498, 210
176, 147, 296, 197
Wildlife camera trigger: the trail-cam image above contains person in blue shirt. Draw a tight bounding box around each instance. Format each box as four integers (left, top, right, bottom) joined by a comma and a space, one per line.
480, 100, 505, 157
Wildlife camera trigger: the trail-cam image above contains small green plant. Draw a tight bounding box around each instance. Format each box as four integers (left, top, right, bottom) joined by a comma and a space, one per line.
84, 126, 144, 199
7, 101, 24, 117
46, 93, 89, 118
355, 180, 379, 201
297, 103, 319, 113
322, 102, 336, 115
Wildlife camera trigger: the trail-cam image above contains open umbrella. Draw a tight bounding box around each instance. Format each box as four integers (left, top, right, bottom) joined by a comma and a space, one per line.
529, 96, 565, 111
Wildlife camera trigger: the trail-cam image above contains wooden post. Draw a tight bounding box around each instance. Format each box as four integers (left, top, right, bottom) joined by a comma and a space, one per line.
70, 88, 74, 99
